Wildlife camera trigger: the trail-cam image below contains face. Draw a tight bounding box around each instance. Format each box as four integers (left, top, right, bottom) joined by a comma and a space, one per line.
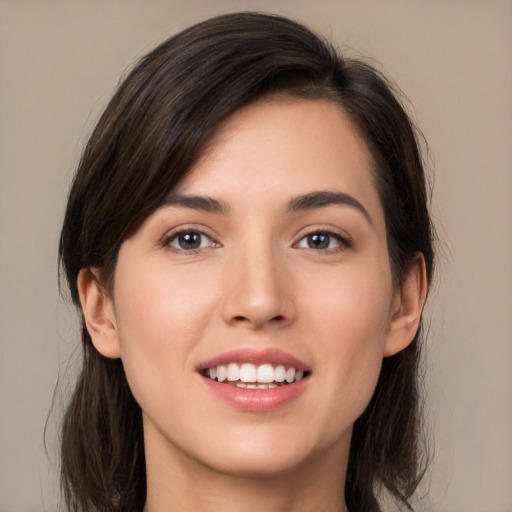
94, 99, 409, 478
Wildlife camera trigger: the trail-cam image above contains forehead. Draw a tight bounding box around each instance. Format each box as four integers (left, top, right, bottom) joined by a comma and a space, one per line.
173, 98, 383, 226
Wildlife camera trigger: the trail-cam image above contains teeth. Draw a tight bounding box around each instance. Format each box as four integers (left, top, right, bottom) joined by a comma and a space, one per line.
216, 365, 227, 382
205, 362, 307, 385
285, 367, 296, 383
239, 363, 257, 383
274, 365, 286, 382
256, 363, 274, 383
227, 363, 239, 381
235, 382, 280, 389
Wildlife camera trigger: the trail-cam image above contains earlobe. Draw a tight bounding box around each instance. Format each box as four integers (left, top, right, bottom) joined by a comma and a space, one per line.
77, 268, 121, 359
384, 254, 428, 357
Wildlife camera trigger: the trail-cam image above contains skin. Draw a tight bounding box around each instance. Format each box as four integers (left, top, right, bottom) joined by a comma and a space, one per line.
79, 99, 426, 512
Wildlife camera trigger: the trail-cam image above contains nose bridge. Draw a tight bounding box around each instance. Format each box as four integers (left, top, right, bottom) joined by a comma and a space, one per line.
222, 231, 293, 328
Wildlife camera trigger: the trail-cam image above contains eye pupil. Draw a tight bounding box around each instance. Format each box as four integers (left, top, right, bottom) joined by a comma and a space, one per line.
179, 232, 201, 249
308, 233, 329, 249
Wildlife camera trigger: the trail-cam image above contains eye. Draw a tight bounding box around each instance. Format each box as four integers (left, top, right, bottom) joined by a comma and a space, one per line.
295, 231, 350, 251
166, 230, 217, 251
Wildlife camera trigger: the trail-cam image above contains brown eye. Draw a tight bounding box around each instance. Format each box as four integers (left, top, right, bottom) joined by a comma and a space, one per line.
167, 231, 215, 251
306, 233, 330, 249
296, 231, 350, 251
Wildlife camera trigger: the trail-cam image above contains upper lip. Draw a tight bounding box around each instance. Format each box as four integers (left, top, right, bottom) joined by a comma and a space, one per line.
197, 347, 311, 372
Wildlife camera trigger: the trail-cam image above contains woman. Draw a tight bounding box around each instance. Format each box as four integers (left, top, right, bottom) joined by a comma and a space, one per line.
59, 12, 434, 512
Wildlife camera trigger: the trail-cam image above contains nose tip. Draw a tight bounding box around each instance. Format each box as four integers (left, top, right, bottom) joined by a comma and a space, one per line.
221, 257, 295, 330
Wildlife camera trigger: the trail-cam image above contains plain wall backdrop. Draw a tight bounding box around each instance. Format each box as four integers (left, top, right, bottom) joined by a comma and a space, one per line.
1, 1, 511, 511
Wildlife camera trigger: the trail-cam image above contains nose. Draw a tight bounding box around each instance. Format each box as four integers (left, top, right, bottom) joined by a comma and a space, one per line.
221, 242, 295, 330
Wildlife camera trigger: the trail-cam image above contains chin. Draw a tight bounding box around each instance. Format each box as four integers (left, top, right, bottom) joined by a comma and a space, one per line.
204, 449, 312, 479
195, 426, 347, 480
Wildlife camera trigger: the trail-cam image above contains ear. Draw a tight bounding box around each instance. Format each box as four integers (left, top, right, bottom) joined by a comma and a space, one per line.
384, 253, 428, 357
77, 268, 121, 359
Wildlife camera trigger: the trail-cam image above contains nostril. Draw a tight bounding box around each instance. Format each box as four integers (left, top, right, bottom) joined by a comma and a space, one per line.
232, 314, 286, 324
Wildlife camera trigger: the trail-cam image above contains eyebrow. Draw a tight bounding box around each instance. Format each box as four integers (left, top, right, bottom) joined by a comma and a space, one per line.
161, 190, 373, 226
285, 191, 374, 226
161, 194, 230, 214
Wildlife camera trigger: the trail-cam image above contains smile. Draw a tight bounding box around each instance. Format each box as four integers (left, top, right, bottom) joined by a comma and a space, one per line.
198, 348, 311, 410
202, 363, 308, 389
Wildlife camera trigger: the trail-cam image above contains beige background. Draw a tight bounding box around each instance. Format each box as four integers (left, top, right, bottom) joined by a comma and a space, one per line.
1, 1, 511, 511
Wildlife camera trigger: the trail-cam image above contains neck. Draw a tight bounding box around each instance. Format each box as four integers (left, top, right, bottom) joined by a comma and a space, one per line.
142, 421, 350, 512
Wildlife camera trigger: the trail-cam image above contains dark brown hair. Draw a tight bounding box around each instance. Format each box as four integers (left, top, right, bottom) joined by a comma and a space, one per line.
59, 12, 435, 512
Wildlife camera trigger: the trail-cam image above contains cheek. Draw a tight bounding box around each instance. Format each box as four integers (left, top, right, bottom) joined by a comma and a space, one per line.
111, 262, 219, 403
304, 255, 393, 345
115, 259, 218, 341
303, 259, 393, 417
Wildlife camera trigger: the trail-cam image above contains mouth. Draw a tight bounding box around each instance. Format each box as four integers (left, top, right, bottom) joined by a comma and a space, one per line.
200, 362, 310, 389
197, 348, 311, 410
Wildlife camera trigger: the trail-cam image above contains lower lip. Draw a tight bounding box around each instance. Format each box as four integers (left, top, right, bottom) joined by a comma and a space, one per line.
201, 376, 309, 412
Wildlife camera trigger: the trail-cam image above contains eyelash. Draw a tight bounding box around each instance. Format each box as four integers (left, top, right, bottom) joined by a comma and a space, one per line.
163, 229, 220, 253
294, 230, 352, 252
163, 227, 351, 255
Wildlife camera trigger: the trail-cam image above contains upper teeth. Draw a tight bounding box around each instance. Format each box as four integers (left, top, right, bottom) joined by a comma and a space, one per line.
206, 363, 305, 384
